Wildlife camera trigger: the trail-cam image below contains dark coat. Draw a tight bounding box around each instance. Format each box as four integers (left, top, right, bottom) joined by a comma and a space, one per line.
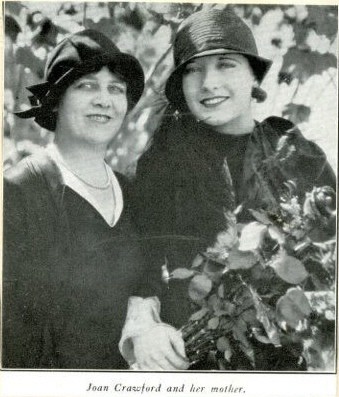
133, 116, 336, 329
2, 151, 153, 369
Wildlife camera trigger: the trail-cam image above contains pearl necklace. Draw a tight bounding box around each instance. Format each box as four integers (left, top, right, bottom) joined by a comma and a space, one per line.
60, 160, 112, 190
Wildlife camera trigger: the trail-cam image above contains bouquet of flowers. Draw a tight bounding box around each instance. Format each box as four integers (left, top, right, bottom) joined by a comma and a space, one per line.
170, 183, 336, 370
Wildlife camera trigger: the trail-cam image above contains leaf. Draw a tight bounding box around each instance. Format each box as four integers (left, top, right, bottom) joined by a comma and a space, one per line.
228, 248, 257, 270
218, 284, 224, 298
191, 253, 204, 268
202, 252, 227, 266
303, 337, 326, 371
270, 251, 308, 284
207, 294, 224, 314
161, 261, 170, 284
268, 225, 285, 245
276, 288, 312, 329
233, 317, 247, 334
282, 104, 311, 125
4, 1, 24, 15
325, 310, 335, 321
15, 47, 45, 78
252, 328, 272, 344
219, 227, 239, 249
250, 288, 281, 346
145, 2, 189, 22
222, 301, 236, 316
238, 222, 267, 251
207, 317, 220, 330
188, 274, 212, 302
189, 307, 209, 322
249, 209, 272, 225
232, 319, 255, 367
223, 349, 232, 362
171, 268, 195, 280
85, 17, 121, 41
304, 291, 335, 318
203, 260, 226, 281
213, 227, 238, 250
216, 336, 232, 355
280, 47, 337, 83
306, 6, 338, 38
239, 309, 258, 326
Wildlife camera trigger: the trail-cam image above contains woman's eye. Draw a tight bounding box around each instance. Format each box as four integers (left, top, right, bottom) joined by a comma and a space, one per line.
218, 61, 237, 69
108, 84, 126, 94
184, 65, 201, 75
76, 81, 96, 90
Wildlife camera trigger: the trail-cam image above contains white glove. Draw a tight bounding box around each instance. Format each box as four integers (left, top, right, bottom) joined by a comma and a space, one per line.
119, 296, 189, 370
132, 323, 189, 370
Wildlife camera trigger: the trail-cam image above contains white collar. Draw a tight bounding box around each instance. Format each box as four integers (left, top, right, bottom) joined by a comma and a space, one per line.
46, 144, 123, 227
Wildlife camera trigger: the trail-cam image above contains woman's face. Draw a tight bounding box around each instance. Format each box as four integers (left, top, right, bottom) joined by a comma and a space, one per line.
182, 53, 255, 134
55, 66, 128, 147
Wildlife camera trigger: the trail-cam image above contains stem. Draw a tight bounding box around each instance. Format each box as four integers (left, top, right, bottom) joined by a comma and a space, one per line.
181, 314, 211, 340
83, 2, 87, 27
145, 45, 172, 84
185, 328, 207, 344
289, 80, 301, 104
314, 71, 337, 102
186, 337, 215, 355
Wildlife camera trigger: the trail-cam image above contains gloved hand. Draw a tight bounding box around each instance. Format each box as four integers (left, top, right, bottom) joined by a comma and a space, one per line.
119, 296, 189, 370
131, 324, 189, 370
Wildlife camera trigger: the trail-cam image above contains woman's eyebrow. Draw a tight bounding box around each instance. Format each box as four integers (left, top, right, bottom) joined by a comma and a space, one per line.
186, 60, 197, 65
78, 74, 97, 80
218, 55, 241, 62
77, 74, 125, 84
185, 55, 241, 66
110, 78, 126, 85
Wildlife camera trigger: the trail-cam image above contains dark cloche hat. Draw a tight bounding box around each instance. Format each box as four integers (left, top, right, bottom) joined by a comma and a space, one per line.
165, 8, 272, 108
16, 29, 145, 131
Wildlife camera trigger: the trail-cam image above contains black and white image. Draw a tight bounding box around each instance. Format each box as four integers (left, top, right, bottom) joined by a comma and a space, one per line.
2, 1, 337, 379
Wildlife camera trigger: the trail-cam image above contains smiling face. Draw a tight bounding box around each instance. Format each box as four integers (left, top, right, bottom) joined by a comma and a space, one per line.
55, 66, 128, 147
182, 53, 256, 135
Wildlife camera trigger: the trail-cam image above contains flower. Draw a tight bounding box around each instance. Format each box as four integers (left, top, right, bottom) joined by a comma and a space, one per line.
303, 186, 336, 241
171, 185, 336, 370
303, 186, 335, 219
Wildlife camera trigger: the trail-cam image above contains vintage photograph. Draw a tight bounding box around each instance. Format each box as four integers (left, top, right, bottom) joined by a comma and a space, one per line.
2, 0, 337, 381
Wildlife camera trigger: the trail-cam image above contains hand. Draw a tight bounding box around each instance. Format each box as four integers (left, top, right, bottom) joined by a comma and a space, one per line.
132, 324, 189, 370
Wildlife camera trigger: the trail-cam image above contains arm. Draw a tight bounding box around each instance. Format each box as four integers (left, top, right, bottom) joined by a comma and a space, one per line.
2, 178, 37, 367
2, 157, 57, 368
119, 152, 189, 370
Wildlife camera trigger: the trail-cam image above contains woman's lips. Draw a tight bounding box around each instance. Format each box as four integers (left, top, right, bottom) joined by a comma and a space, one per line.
200, 96, 229, 107
87, 114, 112, 123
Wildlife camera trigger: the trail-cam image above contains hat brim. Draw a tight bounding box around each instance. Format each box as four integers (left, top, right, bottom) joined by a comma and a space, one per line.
165, 50, 272, 109
15, 53, 145, 131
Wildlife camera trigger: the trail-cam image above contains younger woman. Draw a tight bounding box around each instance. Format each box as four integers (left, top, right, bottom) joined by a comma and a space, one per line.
120, 9, 336, 371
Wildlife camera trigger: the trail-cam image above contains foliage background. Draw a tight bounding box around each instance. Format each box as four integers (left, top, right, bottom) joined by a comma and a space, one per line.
3, 1, 337, 372
3, 2, 338, 175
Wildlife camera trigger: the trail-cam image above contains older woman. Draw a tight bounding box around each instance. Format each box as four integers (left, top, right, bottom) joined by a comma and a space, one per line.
2, 29, 149, 369
120, 9, 336, 370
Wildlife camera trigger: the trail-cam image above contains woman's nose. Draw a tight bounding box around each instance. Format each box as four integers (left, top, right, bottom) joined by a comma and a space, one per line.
201, 68, 220, 92
92, 88, 111, 107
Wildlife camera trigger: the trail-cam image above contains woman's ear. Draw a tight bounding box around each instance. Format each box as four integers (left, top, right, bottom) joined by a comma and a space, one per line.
251, 81, 267, 103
